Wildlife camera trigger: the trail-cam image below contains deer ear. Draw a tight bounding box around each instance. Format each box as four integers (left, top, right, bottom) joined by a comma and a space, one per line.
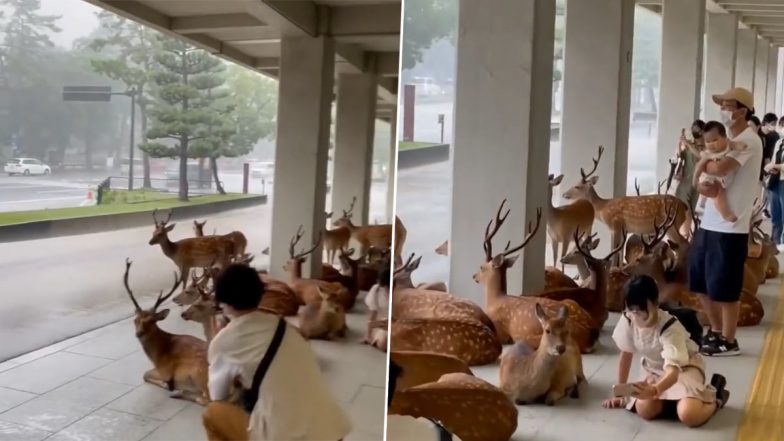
588, 176, 599, 185
535, 303, 546, 321
155, 309, 170, 321
165, 224, 176, 232
505, 255, 520, 268
553, 174, 564, 186
491, 255, 506, 268
412, 256, 422, 270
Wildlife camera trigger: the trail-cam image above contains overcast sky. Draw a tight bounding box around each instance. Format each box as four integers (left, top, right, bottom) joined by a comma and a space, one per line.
40, 0, 100, 49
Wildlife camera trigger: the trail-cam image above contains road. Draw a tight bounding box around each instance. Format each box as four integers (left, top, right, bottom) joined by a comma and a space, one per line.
0, 181, 388, 361
0, 177, 92, 212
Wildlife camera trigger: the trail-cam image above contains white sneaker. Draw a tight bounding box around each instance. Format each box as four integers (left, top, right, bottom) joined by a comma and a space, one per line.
777, 244, 784, 252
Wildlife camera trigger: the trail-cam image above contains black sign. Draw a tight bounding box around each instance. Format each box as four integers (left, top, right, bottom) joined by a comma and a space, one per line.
62, 86, 112, 102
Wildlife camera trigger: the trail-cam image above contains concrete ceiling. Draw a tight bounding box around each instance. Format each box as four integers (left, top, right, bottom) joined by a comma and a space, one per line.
81, 0, 400, 119
639, 0, 784, 47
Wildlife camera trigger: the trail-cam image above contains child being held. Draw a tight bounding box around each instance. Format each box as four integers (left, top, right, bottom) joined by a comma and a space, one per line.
692, 121, 747, 222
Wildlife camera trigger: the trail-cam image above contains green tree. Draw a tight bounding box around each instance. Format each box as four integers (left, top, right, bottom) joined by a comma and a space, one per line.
401, 0, 457, 70
141, 37, 224, 201
88, 11, 158, 186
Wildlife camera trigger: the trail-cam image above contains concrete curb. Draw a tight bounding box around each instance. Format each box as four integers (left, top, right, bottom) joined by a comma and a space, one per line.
0, 195, 267, 243
397, 144, 450, 169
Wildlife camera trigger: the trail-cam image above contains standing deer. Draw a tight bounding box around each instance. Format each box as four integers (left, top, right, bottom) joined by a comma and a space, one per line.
192, 219, 248, 261
472, 200, 599, 353
562, 146, 689, 266
122, 259, 209, 405
499, 303, 584, 405
546, 173, 594, 270
332, 196, 394, 259
323, 211, 352, 265
149, 210, 233, 290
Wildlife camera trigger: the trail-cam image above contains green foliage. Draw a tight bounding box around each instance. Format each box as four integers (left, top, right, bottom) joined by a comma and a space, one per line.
101, 189, 174, 205
402, 0, 457, 70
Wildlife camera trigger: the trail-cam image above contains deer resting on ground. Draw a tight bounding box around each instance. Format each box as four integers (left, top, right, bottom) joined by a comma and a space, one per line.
499, 303, 584, 405
123, 259, 209, 405
297, 287, 348, 340
388, 317, 501, 366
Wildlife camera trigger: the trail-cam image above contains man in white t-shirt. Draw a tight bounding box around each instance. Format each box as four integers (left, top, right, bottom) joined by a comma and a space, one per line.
688, 87, 762, 357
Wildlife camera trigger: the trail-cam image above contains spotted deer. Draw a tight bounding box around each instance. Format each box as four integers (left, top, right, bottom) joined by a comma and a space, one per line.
122, 259, 209, 405
389, 351, 473, 392
472, 200, 599, 353
499, 303, 584, 406
546, 173, 595, 270
563, 146, 690, 266
297, 287, 348, 340
561, 234, 631, 312
323, 211, 352, 265
388, 317, 501, 366
389, 373, 518, 441
332, 197, 394, 259
283, 225, 354, 310
149, 210, 233, 290
192, 219, 248, 260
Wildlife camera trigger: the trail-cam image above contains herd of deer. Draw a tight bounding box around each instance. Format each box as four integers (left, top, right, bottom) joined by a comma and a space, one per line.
120, 201, 396, 409
387, 146, 780, 441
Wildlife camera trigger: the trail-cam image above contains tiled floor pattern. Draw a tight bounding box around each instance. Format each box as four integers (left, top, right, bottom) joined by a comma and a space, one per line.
0, 303, 386, 441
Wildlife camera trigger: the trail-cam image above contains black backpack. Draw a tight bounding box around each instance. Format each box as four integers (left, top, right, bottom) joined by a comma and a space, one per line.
659, 305, 703, 346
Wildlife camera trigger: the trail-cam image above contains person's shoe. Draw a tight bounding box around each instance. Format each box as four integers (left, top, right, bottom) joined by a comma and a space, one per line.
701, 330, 720, 351
710, 374, 730, 409
702, 337, 741, 357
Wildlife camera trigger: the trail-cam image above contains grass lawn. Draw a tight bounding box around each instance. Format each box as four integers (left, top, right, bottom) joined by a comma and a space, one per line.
0, 193, 255, 227
398, 141, 440, 151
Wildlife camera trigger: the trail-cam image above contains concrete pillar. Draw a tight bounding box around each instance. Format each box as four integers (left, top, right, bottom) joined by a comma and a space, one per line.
656, 0, 705, 182
735, 29, 757, 90
449, 0, 554, 302
777, 48, 784, 115
767, 45, 778, 116
270, 36, 335, 279
703, 13, 737, 122
561, 0, 634, 203
387, 107, 397, 222
755, 38, 769, 113
332, 69, 378, 226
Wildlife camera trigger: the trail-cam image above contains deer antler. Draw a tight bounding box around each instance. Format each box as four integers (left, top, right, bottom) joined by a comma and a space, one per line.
152, 209, 172, 227
665, 158, 679, 194
657, 179, 666, 195
123, 258, 142, 312
579, 145, 604, 182
395, 252, 416, 274
483, 199, 510, 261
634, 178, 641, 196
342, 196, 357, 218
153, 271, 182, 312
501, 208, 543, 258
288, 225, 322, 259
641, 201, 678, 253
572, 229, 624, 263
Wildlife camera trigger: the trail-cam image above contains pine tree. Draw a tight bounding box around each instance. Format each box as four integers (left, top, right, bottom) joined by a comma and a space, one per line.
141, 37, 224, 202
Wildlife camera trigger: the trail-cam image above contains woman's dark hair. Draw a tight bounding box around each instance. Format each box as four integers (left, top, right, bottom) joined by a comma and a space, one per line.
691, 119, 706, 131
750, 114, 760, 126
763, 113, 778, 125
778, 116, 784, 126
377, 267, 391, 288
704, 120, 727, 137
388, 360, 402, 406
214, 264, 264, 310
623, 275, 659, 312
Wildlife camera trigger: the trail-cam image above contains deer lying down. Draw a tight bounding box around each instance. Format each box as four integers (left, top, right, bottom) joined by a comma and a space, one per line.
297, 288, 348, 340
123, 259, 209, 405
390, 351, 472, 392
389, 373, 518, 441
388, 317, 501, 366
499, 303, 584, 406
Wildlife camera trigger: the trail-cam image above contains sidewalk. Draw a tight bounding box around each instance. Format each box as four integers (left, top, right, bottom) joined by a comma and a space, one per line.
0, 307, 385, 441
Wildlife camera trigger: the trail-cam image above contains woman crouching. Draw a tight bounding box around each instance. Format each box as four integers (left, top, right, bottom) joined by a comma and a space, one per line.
602, 275, 730, 427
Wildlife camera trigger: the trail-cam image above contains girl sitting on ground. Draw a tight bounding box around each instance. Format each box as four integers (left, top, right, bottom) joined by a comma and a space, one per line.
602, 275, 730, 428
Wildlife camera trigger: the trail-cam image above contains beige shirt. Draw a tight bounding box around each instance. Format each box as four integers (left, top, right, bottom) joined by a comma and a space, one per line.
208, 311, 352, 440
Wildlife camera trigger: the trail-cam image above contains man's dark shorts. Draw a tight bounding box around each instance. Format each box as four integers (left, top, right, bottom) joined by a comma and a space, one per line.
688, 228, 748, 303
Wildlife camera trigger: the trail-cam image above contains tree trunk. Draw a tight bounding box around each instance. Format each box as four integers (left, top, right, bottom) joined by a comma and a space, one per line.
179, 137, 189, 202
140, 102, 152, 188
210, 157, 225, 195
198, 157, 206, 188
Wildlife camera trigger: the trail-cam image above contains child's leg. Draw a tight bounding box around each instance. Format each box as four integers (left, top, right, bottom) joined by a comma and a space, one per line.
714, 187, 737, 222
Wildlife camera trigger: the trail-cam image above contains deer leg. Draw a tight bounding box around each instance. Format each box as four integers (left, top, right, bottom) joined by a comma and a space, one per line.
560, 240, 569, 272
551, 239, 558, 268
544, 388, 567, 406
143, 369, 171, 390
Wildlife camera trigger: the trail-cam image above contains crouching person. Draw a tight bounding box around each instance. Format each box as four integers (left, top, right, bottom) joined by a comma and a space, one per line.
202, 264, 352, 441
602, 275, 730, 428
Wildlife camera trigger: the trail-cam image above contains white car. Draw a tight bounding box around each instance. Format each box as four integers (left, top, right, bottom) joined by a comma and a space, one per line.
5, 158, 51, 176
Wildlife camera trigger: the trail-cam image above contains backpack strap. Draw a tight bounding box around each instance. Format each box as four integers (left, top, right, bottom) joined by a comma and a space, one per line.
660, 316, 678, 335
427, 419, 453, 441
243, 317, 287, 412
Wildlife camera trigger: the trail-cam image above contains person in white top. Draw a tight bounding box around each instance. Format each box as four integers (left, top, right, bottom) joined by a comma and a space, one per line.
688, 87, 762, 357
202, 264, 352, 441
602, 275, 729, 427
362, 268, 390, 349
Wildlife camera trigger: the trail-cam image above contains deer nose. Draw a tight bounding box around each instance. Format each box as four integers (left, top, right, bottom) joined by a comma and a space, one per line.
555, 344, 566, 354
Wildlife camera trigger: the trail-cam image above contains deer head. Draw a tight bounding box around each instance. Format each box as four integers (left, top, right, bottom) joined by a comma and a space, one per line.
193, 220, 207, 236
560, 232, 600, 267
180, 289, 217, 322
535, 303, 569, 356
337, 247, 358, 274
626, 203, 678, 280
393, 253, 423, 288
172, 270, 211, 306
283, 225, 322, 272
472, 199, 542, 285
332, 196, 357, 228
149, 209, 174, 245
563, 146, 604, 200
570, 228, 624, 266
123, 258, 181, 337
318, 287, 344, 315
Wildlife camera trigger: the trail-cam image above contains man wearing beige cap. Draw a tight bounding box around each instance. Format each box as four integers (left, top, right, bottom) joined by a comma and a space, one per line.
688, 87, 762, 357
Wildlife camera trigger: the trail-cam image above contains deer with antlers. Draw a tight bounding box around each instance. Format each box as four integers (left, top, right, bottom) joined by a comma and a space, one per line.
192, 220, 248, 261
283, 226, 354, 310
149, 210, 234, 290
563, 146, 690, 266
323, 209, 352, 266
472, 200, 599, 353
332, 196, 395, 259
546, 173, 595, 270
122, 259, 210, 405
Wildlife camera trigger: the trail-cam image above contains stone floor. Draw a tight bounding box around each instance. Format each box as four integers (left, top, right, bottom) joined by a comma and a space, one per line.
0, 303, 386, 441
